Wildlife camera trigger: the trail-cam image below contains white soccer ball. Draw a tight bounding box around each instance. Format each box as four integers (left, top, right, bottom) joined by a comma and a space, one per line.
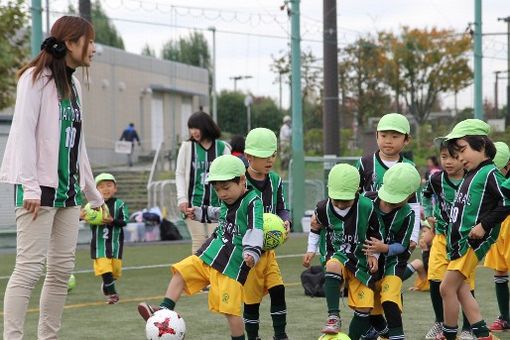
145, 309, 186, 340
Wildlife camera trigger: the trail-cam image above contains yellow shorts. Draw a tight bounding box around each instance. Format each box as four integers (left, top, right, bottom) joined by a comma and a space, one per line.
372, 275, 403, 315
243, 250, 284, 304
484, 217, 510, 272
448, 248, 478, 286
326, 258, 374, 310
93, 258, 122, 279
172, 255, 243, 316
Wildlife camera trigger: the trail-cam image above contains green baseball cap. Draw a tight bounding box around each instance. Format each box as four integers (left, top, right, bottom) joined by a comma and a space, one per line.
443, 119, 490, 141
377, 113, 410, 135
95, 173, 116, 185
494, 141, 510, 169
327, 163, 360, 200
244, 128, 277, 158
378, 163, 421, 204
206, 155, 246, 183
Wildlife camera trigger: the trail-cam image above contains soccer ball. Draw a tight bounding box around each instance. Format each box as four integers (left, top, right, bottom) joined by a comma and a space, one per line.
83, 203, 109, 225
146, 309, 186, 340
262, 213, 287, 250
317, 333, 350, 340
67, 274, 76, 292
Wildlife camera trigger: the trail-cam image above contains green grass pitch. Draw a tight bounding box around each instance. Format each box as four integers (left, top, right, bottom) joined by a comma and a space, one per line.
0, 234, 508, 339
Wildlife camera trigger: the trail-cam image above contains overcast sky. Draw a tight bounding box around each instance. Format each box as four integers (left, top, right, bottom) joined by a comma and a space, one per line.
44, 0, 510, 112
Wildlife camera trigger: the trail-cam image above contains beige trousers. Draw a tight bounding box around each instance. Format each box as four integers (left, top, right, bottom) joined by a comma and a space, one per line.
3, 206, 80, 340
186, 218, 218, 253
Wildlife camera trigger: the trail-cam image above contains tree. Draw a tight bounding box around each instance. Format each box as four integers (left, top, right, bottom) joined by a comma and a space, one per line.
161, 32, 210, 69
0, 0, 29, 110
382, 27, 472, 124
251, 96, 283, 133
141, 43, 156, 57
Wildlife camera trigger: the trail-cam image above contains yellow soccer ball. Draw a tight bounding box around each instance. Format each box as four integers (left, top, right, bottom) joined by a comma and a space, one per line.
318, 332, 351, 340
262, 213, 287, 250
83, 203, 109, 225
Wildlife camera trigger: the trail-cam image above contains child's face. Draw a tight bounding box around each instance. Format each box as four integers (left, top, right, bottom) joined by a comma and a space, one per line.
439, 149, 464, 177
331, 198, 354, 210
379, 195, 410, 212
455, 138, 488, 171
247, 152, 276, 175
97, 181, 117, 200
376, 131, 409, 158
189, 128, 201, 142
66, 35, 95, 68
212, 177, 246, 205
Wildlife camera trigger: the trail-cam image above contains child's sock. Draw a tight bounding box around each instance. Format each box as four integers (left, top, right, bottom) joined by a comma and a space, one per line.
269, 285, 287, 339
159, 297, 176, 310
402, 263, 416, 281
471, 320, 490, 338
324, 272, 343, 315
243, 303, 260, 340
231, 335, 245, 340
442, 324, 458, 340
101, 272, 116, 295
461, 290, 475, 331
495, 275, 510, 321
382, 301, 403, 339
370, 314, 389, 337
429, 280, 444, 323
348, 310, 371, 340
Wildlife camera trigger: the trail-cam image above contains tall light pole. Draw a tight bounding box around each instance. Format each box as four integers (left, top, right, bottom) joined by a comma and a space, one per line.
230, 75, 253, 92
495, 71, 502, 116
244, 95, 253, 133
473, 0, 483, 120
498, 16, 510, 125
31, 0, 43, 57
208, 26, 217, 122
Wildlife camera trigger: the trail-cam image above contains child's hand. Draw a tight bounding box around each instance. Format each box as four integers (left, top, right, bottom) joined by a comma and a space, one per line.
469, 223, 486, 239
178, 202, 189, 215
283, 220, 291, 240
185, 207, 195, 220
244, 254, 255, 268
409, 240, 417, 251
79, 209, 86, 220
368, 256, 378, 273
363, 237, 388, 255
302, 252, 315, 268
310, 213, 322, 231
426, 216, 436, 229
102, 216, 113, 224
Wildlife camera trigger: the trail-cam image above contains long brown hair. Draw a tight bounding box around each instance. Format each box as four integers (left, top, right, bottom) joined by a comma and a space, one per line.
18, 16, 95, 99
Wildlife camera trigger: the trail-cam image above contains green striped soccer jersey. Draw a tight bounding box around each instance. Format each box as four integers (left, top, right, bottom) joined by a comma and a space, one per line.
196, 189, 263, 284
448, 160, 510, 261
90, 198, 129, 259
188, 140, 227, 208
422, 171, 461, 235
314, 195, 382, 287
246, 171, 288, 214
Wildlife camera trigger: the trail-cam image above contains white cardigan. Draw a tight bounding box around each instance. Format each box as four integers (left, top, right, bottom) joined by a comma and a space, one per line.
0, 67, 103, 208
175, 140, 231, 206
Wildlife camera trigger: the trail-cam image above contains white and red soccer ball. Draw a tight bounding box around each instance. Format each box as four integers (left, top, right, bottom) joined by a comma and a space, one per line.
145, 309, 186, 340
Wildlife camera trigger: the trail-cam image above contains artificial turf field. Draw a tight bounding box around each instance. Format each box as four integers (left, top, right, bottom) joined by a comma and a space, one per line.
0, 234, 508, 339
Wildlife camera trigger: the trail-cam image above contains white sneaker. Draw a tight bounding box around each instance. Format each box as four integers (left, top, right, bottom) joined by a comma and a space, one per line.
458, 330, 476, 340
425, 322, 443, 340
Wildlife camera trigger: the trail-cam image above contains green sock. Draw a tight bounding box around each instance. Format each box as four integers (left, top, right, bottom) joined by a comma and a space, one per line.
160, 297, 176, 310
388, 326, 404, 339
270, 304, 287, 339
348, 311, 371, 340
104, 282, 116, 295
471, 320, 490, 338
429, 280, 444, 323
402, 264, 416, 281
324, 272, 342, 315
495, 275, 510, 321
231, 336, 245, 340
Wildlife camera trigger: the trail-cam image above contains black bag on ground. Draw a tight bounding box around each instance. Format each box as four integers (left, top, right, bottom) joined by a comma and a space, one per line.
300, 265, 325, 297
160, 218, 182, 241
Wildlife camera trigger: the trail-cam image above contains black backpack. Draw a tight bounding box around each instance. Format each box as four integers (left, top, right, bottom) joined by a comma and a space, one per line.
300, 265, 325, 297
159, 219, 182, 241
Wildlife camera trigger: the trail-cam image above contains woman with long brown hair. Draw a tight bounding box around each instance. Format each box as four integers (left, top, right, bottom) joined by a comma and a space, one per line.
0, 16, 104, 339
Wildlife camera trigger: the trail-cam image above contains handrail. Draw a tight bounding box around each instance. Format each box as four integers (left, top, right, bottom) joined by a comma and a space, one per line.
147, 141, 164, 190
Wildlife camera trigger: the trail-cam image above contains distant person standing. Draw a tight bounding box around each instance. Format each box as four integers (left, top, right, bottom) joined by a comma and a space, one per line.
119, 123, 141, 167
279, 115, 292, 172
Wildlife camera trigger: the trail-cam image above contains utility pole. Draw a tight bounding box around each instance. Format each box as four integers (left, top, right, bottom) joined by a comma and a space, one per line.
498, 16, 510, 125
290, 0, 305, 232
208, 26, 217, 122
79, 0, 92, 23
495, 71, 502, 116
31, 0, 43, 58
45, 0, 50, 36
473, 0, 483, 120
229, 75, 252, 92
323, 0, 339, 156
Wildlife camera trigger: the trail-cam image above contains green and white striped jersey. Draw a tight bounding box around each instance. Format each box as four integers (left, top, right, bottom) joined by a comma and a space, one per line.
196, 189, 263, 284
188, 140, 227, 208
246, 171, 290, 221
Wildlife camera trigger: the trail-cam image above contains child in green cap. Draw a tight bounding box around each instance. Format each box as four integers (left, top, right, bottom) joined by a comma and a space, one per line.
438, 119, 510, 340
82, 173, 129, 305
304, 163, 382, 339
356, 113, 422, 251
137, 155, 264, 340
421, 141, 475, 339
483, 141, 510, 333
240, 127, 290, 340
362, 162, 421, 340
